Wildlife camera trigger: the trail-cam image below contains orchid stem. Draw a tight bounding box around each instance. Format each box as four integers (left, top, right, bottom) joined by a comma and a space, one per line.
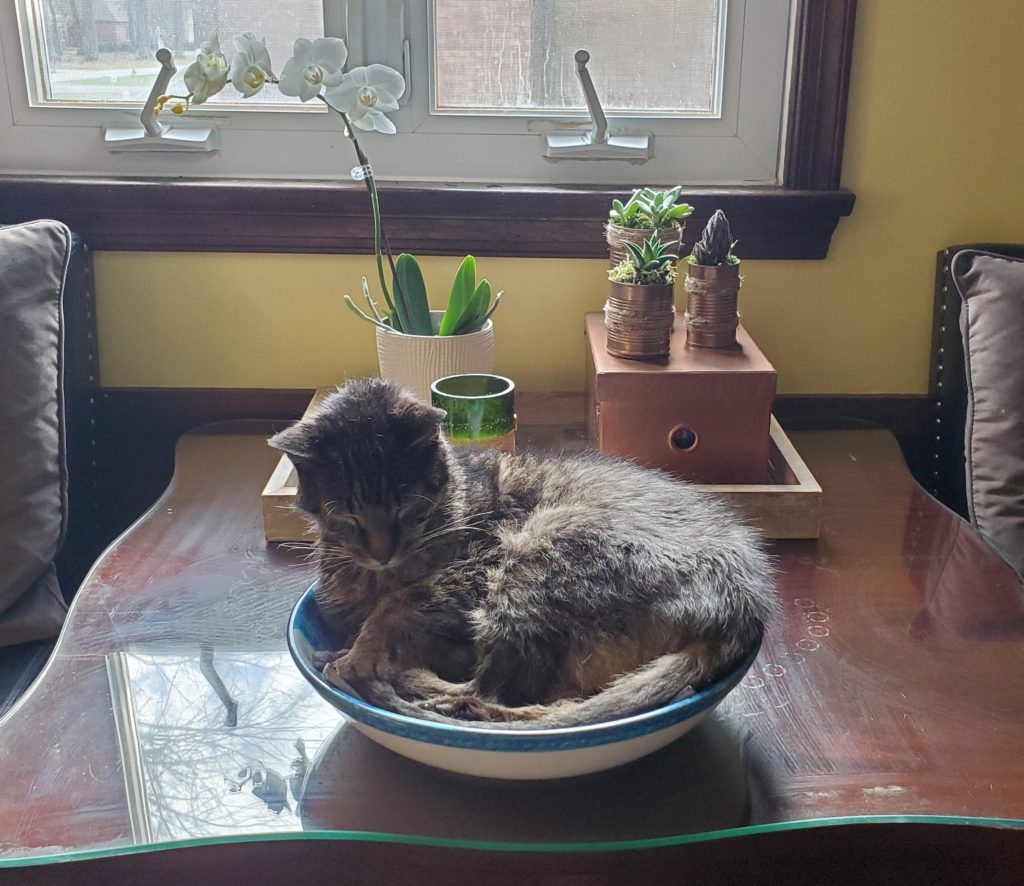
322, 98, 404, 330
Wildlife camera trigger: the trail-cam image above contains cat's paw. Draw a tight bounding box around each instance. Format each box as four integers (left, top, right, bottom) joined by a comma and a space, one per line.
393, 669, 467, 701
320, 655, 354, 690
322, 648, 401, 689
312, 647, 351, 672
418, 694, 505, 722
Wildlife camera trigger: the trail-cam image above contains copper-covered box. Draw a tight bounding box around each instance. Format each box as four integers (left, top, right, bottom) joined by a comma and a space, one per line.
586, 313, 777, 484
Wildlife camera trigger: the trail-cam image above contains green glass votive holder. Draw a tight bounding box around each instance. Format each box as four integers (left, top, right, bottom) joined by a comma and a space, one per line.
430, 374, 516, 453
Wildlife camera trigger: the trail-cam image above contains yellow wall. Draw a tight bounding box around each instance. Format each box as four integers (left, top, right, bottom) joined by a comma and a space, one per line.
93, 0, 1024, 393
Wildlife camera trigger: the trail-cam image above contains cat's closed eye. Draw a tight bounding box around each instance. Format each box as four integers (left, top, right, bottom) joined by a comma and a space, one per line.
326, 513, 362, 535
398, 498, 432, 524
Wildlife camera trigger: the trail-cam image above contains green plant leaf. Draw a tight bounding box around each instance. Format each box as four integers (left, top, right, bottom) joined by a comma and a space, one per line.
388, 298, 407, 334
624, 240, 646, 268
439, 255, 477, 336
393, 253, 433, 335
455, 279, 492, 334
475, 290, 503, 327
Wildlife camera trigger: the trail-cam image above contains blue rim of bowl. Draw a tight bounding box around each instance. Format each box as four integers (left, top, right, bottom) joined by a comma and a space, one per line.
288, 583, 760, 753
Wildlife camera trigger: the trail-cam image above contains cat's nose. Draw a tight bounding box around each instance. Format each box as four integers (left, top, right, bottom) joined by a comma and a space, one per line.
366, 527, 398, 565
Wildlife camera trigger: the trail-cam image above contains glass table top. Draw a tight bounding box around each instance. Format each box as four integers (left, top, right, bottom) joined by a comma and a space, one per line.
1, 419, 1022, 868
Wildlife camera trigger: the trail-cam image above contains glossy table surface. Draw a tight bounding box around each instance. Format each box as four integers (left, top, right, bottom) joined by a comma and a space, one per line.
1, 412, 1022, 880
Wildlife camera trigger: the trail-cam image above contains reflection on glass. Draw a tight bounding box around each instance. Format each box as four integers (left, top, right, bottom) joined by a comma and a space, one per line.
107, 649, 339, 843
107, 644, 755, 846
904, 489, 1024, 642
300, 715, 752, 843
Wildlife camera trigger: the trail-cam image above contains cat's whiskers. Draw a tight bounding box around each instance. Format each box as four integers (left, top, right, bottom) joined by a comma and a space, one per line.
318, 551, 355, 564
417, 523, 493, 547
314, 540, 353, 555
410, 515, 497, 555
280, 541, 318, 557
317, 551, 358, 568
415, 512, 493, 544
311, 539, 359, 565
426, 508, 494, 532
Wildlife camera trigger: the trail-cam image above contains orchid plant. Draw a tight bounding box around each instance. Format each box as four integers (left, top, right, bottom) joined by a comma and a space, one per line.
161, 34, 500, 337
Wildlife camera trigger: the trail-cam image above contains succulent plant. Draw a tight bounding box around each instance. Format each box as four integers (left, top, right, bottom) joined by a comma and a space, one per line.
689, 210, 739, 266
609, 187, 694, 230
608, 234, 679, 285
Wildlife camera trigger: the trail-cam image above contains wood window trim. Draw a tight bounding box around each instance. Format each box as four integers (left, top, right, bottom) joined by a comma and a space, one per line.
0, 1, 857, 261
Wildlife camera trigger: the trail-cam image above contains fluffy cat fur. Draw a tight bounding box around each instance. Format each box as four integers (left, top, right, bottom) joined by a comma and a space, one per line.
269, 379, 776, 727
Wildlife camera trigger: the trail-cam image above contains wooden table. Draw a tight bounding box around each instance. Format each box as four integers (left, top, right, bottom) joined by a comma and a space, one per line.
0, 415, 1022, 884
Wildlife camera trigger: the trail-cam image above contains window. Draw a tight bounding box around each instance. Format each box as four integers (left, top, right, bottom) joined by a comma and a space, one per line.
0, 2, 857, 260
2, 0, 793, 185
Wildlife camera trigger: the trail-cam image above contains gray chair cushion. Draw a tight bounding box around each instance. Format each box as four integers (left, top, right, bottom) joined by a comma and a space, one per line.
0, 220, 72, 645
951, 249, 1024, 576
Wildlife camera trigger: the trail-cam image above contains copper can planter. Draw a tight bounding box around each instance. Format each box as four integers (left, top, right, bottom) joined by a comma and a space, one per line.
605, 222, 683, 268
684, 262, 741, 348
604, 281, 676, 360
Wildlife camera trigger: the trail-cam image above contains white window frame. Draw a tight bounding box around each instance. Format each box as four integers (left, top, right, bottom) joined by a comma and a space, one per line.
0, 0, 793, 185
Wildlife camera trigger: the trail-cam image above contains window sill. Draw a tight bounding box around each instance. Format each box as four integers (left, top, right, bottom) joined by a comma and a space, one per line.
0, 175, 854, 260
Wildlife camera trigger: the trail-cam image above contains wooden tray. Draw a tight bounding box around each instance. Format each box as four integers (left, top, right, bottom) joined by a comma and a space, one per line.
702, 416, 822, 539
262, 394, 821, 542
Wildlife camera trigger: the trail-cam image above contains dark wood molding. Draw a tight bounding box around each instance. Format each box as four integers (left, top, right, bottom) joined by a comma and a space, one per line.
0, 2, 860, 260
0, 178, 854, 259
785, 0, 859, 190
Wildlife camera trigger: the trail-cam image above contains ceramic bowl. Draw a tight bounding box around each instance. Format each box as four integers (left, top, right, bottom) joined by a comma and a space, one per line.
288, 586, 759, 780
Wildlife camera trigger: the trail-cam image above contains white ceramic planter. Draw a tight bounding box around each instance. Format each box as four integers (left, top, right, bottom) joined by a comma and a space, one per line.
376, 310, 495, 402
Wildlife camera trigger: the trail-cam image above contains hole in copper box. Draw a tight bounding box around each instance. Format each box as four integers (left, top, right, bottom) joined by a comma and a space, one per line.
668, 424, 700, 452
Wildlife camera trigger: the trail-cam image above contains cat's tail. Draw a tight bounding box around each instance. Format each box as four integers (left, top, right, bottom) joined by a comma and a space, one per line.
526, 635, 755, 728
362, 635, 757, 731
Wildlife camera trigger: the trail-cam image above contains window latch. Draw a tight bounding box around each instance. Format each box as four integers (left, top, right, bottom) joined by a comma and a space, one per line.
103, 49, 217, 153
544, 50, 651, 163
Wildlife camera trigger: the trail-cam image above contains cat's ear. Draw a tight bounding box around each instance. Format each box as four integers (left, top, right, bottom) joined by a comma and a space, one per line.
396, 403, 447, 449
268, 421, 320, 460
268, 423, 326, 514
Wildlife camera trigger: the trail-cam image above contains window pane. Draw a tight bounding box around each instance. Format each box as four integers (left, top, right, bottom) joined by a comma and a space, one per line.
29, 1, 323, 106
432, 0, 723, 116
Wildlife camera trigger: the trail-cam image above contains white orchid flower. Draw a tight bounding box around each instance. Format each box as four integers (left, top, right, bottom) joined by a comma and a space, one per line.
183, 34, 229, 104
230, 33, 274, 97
324, 65, 405, 134
278, 37, 347, 102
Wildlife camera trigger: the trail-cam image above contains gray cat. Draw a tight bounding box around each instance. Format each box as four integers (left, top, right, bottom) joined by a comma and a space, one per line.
269, 378, 775, 727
